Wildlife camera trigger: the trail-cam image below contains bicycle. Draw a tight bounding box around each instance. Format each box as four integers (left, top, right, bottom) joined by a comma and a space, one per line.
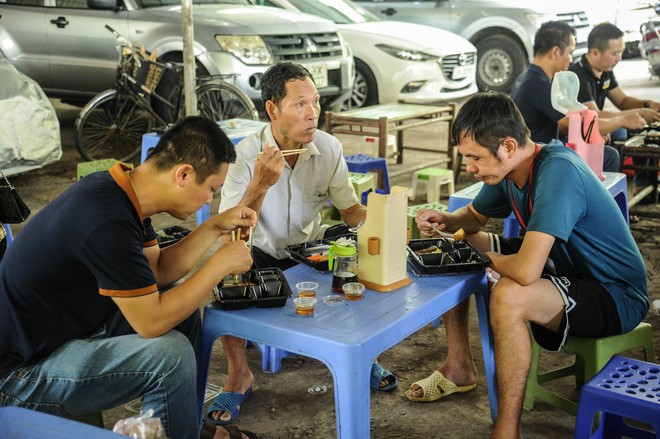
74, 25, 259, 162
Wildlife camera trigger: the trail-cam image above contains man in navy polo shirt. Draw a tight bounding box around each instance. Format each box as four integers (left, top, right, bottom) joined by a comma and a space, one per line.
511, 20, 644, 172
0, 116, 262, 439
570, 22, 660, 199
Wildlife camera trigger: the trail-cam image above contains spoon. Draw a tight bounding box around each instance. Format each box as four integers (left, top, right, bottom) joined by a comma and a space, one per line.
431, 226, 464, 241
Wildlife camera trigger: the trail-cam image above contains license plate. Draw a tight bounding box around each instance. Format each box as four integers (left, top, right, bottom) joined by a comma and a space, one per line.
452, 65, 475, 80
649, 51, 660, 67
308, 64, 328, 88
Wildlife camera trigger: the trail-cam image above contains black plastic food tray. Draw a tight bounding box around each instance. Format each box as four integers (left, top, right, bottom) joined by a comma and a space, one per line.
157, 225, 191, 248
213, 267, 292, 310
407, 238, 489, 275
284, 234, 356, 272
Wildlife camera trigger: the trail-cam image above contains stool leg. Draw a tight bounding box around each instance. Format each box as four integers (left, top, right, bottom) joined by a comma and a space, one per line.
523, 338, 541, 411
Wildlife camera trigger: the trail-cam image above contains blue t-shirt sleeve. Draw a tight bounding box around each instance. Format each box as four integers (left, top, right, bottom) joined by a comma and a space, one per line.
472, 183, 512, 219
527, 158, 586, 243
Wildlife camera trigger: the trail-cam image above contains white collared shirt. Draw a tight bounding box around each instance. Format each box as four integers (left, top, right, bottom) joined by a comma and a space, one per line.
219, 125, 359, 259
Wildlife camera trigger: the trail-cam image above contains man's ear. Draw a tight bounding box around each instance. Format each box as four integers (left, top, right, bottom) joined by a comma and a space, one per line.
174, 164, 195, 187
265, 100, 277, 121
500, 137, 518, 158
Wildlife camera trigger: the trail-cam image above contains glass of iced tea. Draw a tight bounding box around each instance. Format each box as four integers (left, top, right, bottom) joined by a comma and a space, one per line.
296, 281, 319, 298
293, 297, 316, 315
342, 282, 365, 301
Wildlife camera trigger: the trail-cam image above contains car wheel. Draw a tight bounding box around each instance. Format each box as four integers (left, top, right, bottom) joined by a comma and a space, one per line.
341, 59, 378, 111
475, 35, 527, 93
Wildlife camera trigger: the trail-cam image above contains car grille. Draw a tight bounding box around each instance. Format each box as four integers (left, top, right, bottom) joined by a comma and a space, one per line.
263, 33, 343, 61
440, 52, 476, 79
556, 11, 590, 29
556, 11, 591, 53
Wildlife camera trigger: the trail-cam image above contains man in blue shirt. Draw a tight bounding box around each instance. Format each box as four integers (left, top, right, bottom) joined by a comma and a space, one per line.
511, 20, 645, 172
412, 92, 648, 438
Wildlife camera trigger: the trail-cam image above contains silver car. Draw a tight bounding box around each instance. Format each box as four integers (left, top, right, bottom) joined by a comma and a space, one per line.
0, 0, 354, 112
354, 0, 591, 93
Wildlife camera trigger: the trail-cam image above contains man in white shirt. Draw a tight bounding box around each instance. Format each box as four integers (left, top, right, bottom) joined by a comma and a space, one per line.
207, 62, 397, 427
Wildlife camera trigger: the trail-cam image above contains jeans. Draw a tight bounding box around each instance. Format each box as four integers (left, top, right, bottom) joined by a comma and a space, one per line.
603, 144, 621, 173
0, 310, 202, 439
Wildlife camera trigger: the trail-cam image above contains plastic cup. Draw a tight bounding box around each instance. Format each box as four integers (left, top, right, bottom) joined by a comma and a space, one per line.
293, 297, 316, 315
342, 282, 365, 301
296, 281, 319, 298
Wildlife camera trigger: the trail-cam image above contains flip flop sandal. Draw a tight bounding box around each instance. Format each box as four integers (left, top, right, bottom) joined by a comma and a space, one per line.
370, 361, 398, 391
206, 387, 252, 426
200, 422, 264, 439
405, 370, 476, 402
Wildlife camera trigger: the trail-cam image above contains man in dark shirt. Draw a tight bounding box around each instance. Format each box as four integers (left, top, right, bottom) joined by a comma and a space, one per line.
569, 22, 660, 197
0, 116, 261, 439
511, 21, 644, 172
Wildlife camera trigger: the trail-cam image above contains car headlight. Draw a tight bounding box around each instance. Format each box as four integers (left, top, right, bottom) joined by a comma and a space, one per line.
338, 33, 351, 59
215, 35, 273, 65
376, 44, 438, 62
525, 12, 556, 29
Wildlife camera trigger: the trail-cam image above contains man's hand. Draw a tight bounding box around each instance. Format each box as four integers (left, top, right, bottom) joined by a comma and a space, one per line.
635, 108, 660, 124
213, 240, 253, 275
415, 208, 450, 237
213, 205, 257, 237
622, 112, 647, 130
253, 142, 286, 188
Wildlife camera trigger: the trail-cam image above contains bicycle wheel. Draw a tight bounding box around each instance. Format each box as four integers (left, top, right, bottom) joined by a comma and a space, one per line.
196, 81, 259, 121
75, 89, 153, 162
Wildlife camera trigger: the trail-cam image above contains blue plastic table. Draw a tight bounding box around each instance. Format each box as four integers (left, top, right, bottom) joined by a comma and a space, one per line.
197, 264, 496, 439
448, 172, 630, 238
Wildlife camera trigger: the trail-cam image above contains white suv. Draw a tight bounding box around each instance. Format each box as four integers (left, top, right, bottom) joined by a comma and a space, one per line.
0, 0, 354, 112
355, 0, 591, 93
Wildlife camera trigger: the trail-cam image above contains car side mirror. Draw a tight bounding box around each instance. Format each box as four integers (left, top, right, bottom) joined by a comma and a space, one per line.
87, 0, 119, 10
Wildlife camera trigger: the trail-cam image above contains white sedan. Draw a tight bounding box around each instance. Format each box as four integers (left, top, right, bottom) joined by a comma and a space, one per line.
251, 0, 478, 109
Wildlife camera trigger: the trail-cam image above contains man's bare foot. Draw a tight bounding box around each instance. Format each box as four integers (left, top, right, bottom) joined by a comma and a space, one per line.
210, 372, 254, 423
408, 368, 477, 399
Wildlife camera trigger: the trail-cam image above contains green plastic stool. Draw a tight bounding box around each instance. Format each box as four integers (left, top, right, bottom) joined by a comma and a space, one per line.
523, 322, 655, 416
77, 159, 133, 180
407, 202, 448, 239
349, 172, 376, 205
412, 167, 455, 202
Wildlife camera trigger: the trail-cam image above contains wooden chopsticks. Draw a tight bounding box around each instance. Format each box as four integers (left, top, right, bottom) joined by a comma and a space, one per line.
258, 148, 307, 157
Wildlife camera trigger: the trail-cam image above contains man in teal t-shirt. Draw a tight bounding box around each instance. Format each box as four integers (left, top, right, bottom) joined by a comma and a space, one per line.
412, 91, 648, 439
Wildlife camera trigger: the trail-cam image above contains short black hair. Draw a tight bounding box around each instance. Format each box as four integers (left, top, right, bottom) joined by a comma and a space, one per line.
588, 22, 624, 52
452, 91, 530, 157
533, 20, 575, 56
260, 61, 315, 108
146, 116, 236, 183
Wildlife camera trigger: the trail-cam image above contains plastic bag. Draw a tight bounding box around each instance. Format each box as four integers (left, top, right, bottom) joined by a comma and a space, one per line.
112, 408, 166, 439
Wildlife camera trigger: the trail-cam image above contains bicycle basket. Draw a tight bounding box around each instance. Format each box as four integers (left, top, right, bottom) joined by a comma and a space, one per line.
122, 51, 169, 96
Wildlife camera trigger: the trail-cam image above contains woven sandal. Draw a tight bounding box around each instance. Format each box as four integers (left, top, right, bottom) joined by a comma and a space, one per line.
206, 387, 252, 425
405, 370, 476, 402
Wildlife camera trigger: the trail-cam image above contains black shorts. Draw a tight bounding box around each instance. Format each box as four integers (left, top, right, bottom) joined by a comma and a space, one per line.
488, 234, 622, 351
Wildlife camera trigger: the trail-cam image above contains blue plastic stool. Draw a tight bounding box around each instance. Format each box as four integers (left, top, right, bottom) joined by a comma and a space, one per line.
0, 407, 122, 439
344, 154, 390, 194
573, 355, 660, 438
3, 224, 13, 247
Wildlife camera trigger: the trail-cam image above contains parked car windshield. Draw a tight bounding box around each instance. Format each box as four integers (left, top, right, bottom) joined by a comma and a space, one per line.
139, 0, 250, 7
282, 0, 379, 24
